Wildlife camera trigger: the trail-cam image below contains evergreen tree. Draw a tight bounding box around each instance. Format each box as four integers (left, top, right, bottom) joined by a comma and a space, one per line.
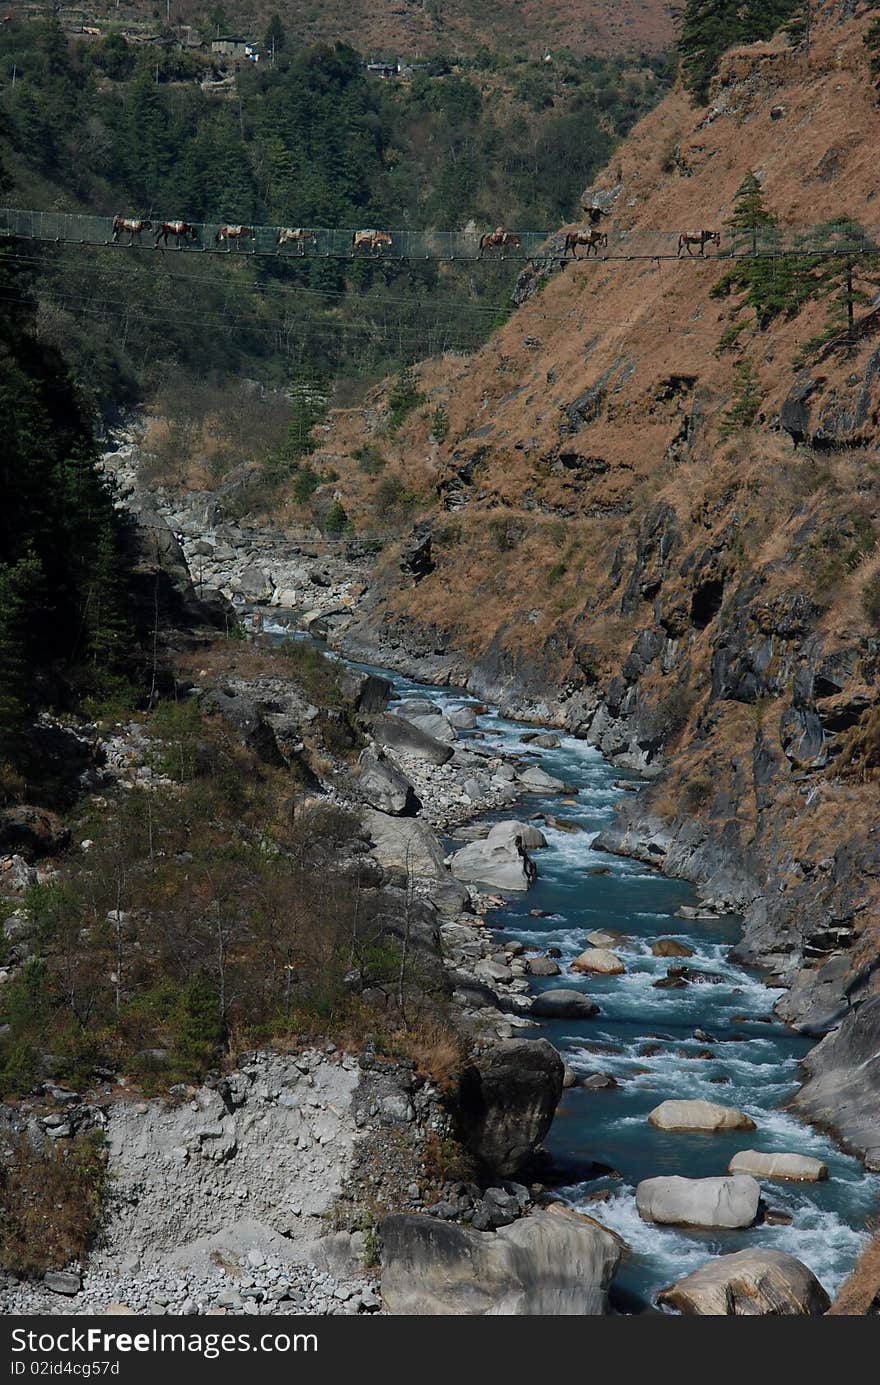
677, 1, 803, 103
264, 14, 287, 60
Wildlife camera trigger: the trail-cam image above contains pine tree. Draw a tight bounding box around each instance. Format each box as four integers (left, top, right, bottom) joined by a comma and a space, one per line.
677, 1, 803, 103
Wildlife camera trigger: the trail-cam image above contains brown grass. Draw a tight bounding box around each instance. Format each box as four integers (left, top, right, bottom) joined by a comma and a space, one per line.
0, 1132, 107, 1277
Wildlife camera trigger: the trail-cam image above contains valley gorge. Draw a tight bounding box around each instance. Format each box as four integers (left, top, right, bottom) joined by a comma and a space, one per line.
3, 0, 880, 1323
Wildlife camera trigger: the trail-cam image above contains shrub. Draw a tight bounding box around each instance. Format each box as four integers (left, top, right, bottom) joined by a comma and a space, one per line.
323, 500, 351, 536
431, 405, 449, 443
862, 573, 880, 627
353, 444, 385, 476
386, 368, 424, 435
0, 1132, 107, 1276
682, 775, 713, 812
488, 515, 524, 552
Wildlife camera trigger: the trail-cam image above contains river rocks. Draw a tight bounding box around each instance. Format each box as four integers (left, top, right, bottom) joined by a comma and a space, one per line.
448, 707, 478, 730
0, 806, 70, 858
793, 996, 880, 1169
361, 809, 447, 878
527, 956, 561, 977
531, 989, 599, 1020
728, 1150, 828, 1182
336, 668, 392, 715
486, 820, 548, 851
570, 949, 626, 976
456, 1038, 564, 1175
657, 1249, 830, 1316
648, 1099, 756, 1132
636, 1175, 761, 1229
43, 1271, 82, 1297
585, 929, 624, 948
394, 699, 457, 744
357, 750, 418, 816
378, 1208, 622, 1314
372, 713, 454, 766
651, 938, 694, 958
581, 1073, 618, 1090
517, 765, 566, 792
449, 833, 537, 892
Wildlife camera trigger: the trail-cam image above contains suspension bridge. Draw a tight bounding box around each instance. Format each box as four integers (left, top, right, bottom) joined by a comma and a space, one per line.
1, 208, 877, 262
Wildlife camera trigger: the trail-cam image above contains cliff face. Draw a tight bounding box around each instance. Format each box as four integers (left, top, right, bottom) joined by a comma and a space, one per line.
292, 4, 880, 1160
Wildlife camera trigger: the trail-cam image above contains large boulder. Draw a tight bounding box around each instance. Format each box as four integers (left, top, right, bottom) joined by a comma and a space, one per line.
357, 750, 418, 816
651, 938, 694, 958
457, 1038, 564, 1175
636, 1175, 760, 1229
527, 956, 561, 977
647, 1099, 756, 1132
728, 1150, 828, 1183
394, 699, 457, 743
336, 668, 393, 715
449, 834, 537, 892
570, 948, 625, 976
658, 1248, 830, 1316
379, 1208, 622, 1315
372, 713, 454, 766
486, 820, 548, 851
361, 809, 447, 878
517, 765, 566, 792
793, 996, 880, 1170
531, 989, 599, 1020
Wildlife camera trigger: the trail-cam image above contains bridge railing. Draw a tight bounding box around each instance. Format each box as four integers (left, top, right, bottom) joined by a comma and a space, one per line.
1, 209, 878, 262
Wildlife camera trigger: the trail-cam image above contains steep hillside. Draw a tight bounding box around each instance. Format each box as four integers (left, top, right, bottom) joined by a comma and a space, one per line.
286, 2, 880, 1160
55, 0, 674, 60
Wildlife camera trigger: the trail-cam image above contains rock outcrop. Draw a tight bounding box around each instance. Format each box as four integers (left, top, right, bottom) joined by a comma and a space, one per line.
658, 1248, 831, 1316
793, 997, 880, 1171
456, 1038, 564, 1175
449, 828, 538, 892
357, 750, 419, 816
379, 1207, 622, 1315
371, 713, 454, 766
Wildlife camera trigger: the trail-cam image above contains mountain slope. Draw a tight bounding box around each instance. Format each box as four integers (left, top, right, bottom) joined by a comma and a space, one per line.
289, 4, 880, 1159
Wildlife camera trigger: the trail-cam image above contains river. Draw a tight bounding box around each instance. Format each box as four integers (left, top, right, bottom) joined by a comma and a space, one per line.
268, 615, 877, 1307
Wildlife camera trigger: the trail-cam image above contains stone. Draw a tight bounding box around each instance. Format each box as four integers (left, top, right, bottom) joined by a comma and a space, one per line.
517, 766, 566, 793
379, 1208, 622, 1315
357, 750, 419, 816
531, 989, 599, 1020
43, 1271, 81, 1296
585, 929, 623, 948
486, 820, 548, 851
793, 997, 880, 1169
581, 1073, 618, 1090
651, 938, 694, 958
372, 713, 454, 766
448, 707, 478, 730
394, 699, 457, 744
527, 956, 561, 977
636, 1175, 761, 1229
648, 1099, 756, 1132
657, 1249, 830, 1316
361, 809, 447, 878
449, 836, 536, 893
727, 1150, 828, 1182
457, 1038, 564, 1176
570, 948, 625, 976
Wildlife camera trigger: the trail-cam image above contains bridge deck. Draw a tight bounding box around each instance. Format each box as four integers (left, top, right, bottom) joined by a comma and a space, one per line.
1, 210, 877, 262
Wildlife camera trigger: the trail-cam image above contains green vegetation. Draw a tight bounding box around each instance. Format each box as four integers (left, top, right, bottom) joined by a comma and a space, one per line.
677, 0, 804, 103
712, 176, 874, 351
386, 367, 425, 435
0, 19, 671, 407
863, 572, 880, 626
0, 1131, 107, 1276
719, 356, 761, 435
0, 201, 136, 761
0, 694, 443, 1097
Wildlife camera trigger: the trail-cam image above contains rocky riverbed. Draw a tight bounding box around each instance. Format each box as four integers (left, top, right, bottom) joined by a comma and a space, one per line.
4, 429, 867, 1316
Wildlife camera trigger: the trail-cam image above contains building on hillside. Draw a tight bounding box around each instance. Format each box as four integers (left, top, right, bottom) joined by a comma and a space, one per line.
211, 35, 251, 60
365, 59, 417, 79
